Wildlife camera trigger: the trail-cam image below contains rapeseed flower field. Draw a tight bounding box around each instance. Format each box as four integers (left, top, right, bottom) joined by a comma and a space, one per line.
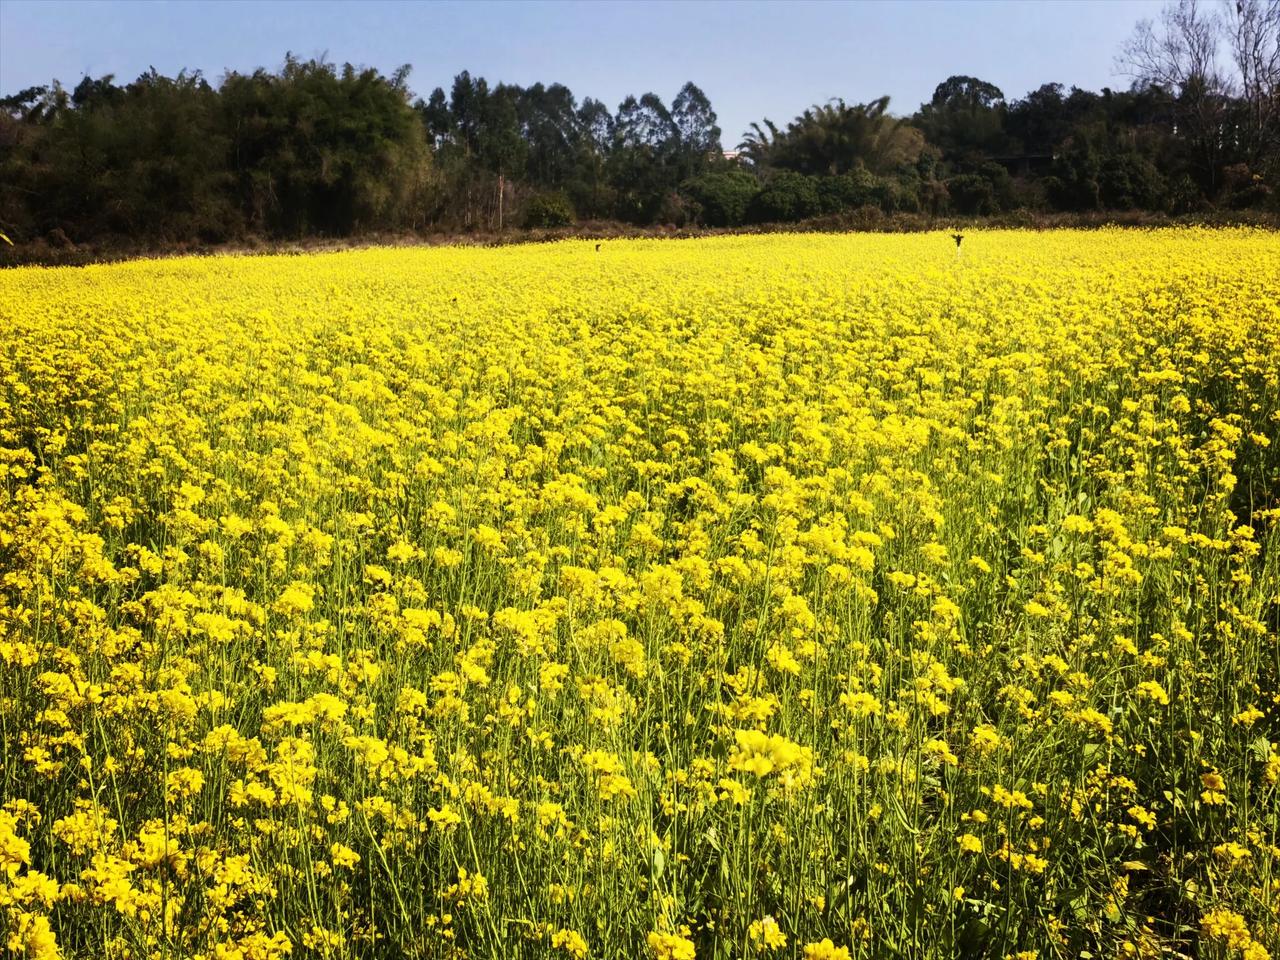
1, 229, 1278, 959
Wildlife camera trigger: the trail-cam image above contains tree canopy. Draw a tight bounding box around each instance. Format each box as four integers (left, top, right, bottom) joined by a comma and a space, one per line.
1, 0, 1277, 247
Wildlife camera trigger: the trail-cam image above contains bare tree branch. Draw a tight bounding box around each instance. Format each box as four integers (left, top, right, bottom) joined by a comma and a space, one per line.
1117, 0, 1226, 92
1224, 0, 1280, 157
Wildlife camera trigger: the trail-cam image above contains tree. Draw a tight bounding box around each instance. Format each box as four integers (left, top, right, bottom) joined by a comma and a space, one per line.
1119, 1, 1224, 94
671, 82, 721, 180
218, 56, 432, 236
523, 191, 574, 227
1118, 0, 1229, 190
944, 173, 996, 214
477, 84, 526, 229
1097, 152, 1167, 208
748, 171, 820, 222
737, 119, 781, 169
615, 93, 676, 151
681, 170, 758, 225
0, 85, 53, 122
747, 97, 923, 177
6, 39, 1280, 248
578, 97, 614, 155
914, 76, 1009, 158
1224, 0, 1280, 166
419, 87, 451, 148
814, 168, 893, 213
448, 70, 488, 157
933, 76, 1005, 111
518, 82, 580, 187
610, 93, 679, 222
1007, 83, 1070, 154
572, 97, 615, 217
117, 69, 236, 240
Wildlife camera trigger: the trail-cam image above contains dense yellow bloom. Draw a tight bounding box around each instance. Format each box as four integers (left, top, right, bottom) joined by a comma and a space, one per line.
749, 916, 787, 951
552, 927, 589, 958
329, 843, 360, 869
804, 939, 851, 960
1135, 681, 1169, 706
1201, 907, 1266, 955
6, 912, 60, 960
1, 230, 1277, 959
729, 729, 812, 779
1, 811, 31, 878
648, 930, 696, 960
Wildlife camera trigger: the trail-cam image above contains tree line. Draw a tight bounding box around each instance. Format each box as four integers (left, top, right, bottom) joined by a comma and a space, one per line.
1, 0, 1276, 248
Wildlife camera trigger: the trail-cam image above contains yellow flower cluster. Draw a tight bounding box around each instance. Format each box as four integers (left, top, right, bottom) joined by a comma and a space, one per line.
1, 229, 1278, 958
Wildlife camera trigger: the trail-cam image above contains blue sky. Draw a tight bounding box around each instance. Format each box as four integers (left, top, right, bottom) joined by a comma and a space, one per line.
1, 0, 1161, 144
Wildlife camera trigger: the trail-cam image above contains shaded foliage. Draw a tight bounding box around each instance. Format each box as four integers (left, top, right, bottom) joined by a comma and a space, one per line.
681, 170, 758, 227
523, 191, 575, 228
2, 2, 1278, 246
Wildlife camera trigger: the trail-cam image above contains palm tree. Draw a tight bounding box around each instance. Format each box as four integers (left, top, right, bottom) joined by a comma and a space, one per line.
740, 98, 922, 177
737, 119, 781, 169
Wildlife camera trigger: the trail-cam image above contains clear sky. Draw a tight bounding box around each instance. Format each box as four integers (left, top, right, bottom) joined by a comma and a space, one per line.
1, 0, 1161, 145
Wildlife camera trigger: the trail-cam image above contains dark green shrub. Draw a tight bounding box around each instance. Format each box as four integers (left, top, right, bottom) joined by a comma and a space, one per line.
748, 171, 820, 223
523, 192, 575, 228
885, 178, 921, 213
656, 191, 695, 227
680, 170, 759, 226
1220, 164, 1272, 210
816, 169, 882, 213
977, 161, 1018, 211
945, 174, 996, 215
1044, 146, 1101, 211
564, 180, 617, 221
1098, 154, 1166, 210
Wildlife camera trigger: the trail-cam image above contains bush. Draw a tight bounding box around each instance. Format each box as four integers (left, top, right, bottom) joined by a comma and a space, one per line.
1220, 164, 1272, 210
655, 191, 696, 227
920, 179, 950, 216
815, 170, 882, 214
847, 203, 885, 226
1167, 175, 1204, 214
564, 181, 617, 221
883, 178, 921, 214
1044, 147, 1101, 212
1010, 177, 1049, 212
748, 172, 821, 223
1098, 154, 1166, 210
523, 192, 575, 228
945, 174, 996, 215
680, 171, 759, 227
977, 161, 1018, 211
